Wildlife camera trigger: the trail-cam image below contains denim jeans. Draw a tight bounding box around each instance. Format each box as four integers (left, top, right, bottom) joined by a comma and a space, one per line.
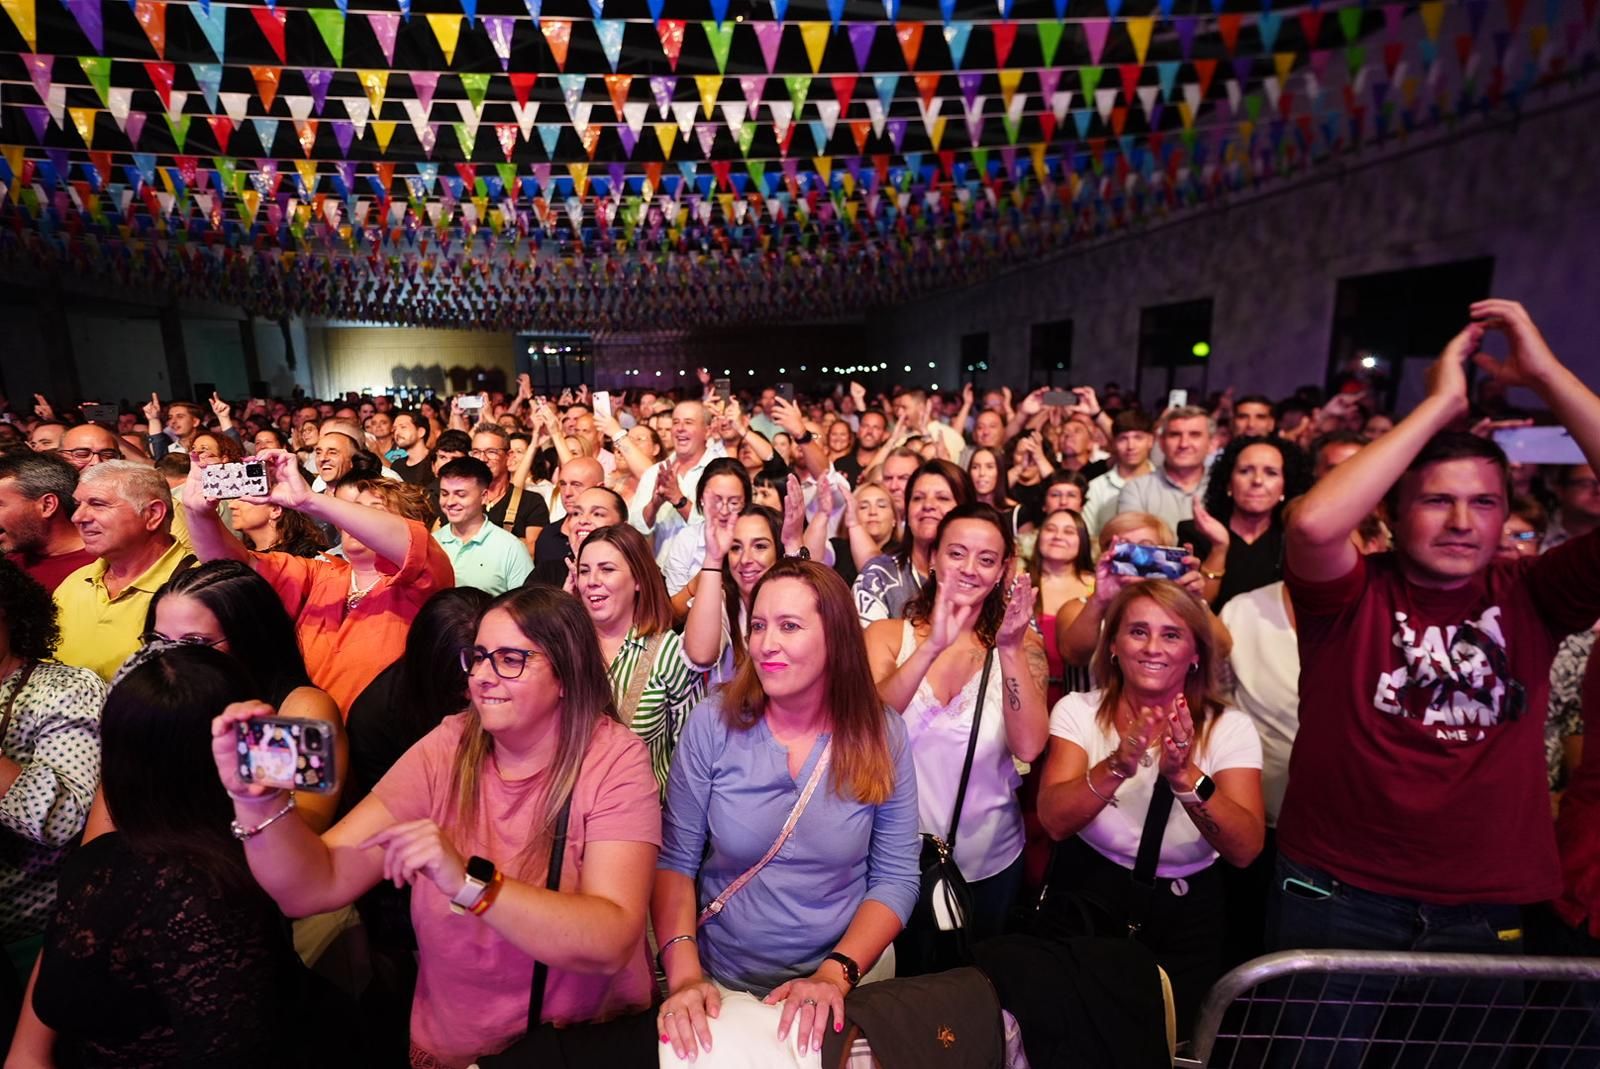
1258, 852, 1525, 1069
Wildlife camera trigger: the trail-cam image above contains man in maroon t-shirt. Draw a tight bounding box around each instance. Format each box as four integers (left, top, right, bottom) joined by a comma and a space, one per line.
1271, 301, 1600, 974
0, 452, 96, 592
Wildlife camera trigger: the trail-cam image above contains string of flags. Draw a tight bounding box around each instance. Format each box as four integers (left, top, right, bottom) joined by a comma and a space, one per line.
0, 0, 1594, 328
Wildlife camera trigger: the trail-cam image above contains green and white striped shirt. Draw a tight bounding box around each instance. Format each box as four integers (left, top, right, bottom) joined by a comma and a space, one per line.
607, 626, 708, 795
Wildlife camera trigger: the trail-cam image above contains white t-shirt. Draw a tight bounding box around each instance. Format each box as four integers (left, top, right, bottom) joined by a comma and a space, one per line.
1049, 689, 1262, 878
1218, 582, 1300, 826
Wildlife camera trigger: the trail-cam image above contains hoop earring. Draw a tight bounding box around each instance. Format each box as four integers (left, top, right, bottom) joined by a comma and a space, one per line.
1188, 663, 1199, 675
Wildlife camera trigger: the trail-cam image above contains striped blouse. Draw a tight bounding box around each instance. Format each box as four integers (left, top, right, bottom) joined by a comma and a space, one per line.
607, 626, 709, 795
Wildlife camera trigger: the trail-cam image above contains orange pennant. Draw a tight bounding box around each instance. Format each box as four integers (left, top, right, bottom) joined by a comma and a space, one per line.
251, 66, 281, 112
541, 20, 572, 71
134, 0, 166, 59
895, 23, 924, 67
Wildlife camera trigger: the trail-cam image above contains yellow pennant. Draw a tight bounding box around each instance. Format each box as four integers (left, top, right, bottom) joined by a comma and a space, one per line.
68, 107, 95, 146
840, 171, 855, 196
799, 22, 830, 73
295, 158, 319, 192
1273, 52, 1296, 86
928, 115, 947, 150
1030, 143, 1046, 180
0, 0, 37, 52
1419, 0, 1446, 42
568, 162, 589, 194
812, 156, 832, 186
359, 70, 388, 114
997, 69, 1023, 111
2, 145, 24, 182
1125, 17, 1154, 66
372, 121, 397, 152
1178, 101, 1195, 130
694, 74, 723, 118
653, 122, 677, 159
426, 14, 463, 65
241, 187, 261, 225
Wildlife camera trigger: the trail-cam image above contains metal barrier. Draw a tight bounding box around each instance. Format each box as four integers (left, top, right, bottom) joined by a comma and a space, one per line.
1175, 950, 1600, 1069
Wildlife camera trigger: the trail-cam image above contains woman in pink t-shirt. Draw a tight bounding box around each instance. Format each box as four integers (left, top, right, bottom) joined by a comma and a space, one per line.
208, 586, 662, 1069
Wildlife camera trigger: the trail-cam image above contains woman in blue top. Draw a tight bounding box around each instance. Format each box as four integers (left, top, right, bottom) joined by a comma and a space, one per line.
653, 559, 921, 1062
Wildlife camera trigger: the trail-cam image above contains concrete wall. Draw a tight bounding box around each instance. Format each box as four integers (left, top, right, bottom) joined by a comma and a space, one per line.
863, 88, 1600, 408
315, 325, 517, 398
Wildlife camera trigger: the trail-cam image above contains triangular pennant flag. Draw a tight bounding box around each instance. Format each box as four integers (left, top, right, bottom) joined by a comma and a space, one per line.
461, 72, 491, 113
849, 24, 876, 69
107, 86, 133, 128
654, 122, 677, 157
991, 22, 1018, 67
997, 68, 1022, 110
1082, 19, 1110, 64
294, 119, 318, 156
304, 69, 333, 114
135, 0, 167, 59
799, 22, 830, 72
68, 106, 95, 146
166, 112, 192, 152
944, 22, 973, 68
191, 63, 222, 113
353, 70, 386, 117
206, 114, 232, 153
1126, 16, 1154, 65
1419, 1, 1446, 41
597, 20, 627, 71
753, 22, 783, 72
695, 74, 723, 116
64, 0, 102, 53
1217, 13, 1243, 54
251, 7, 287, 63
1257, 10, 1283, 53
0, 0, 37, 51
658, 19, 687, 70
768, 99, 794, 140
512, 100, 539, 139
484, 16, 515, 70
456, 99, 482, 137
671, 100, 696, 137
739, 74, 766, 115
461, 0, 479, 26
702, 20, 735, 72
542, 19, 573, 70
411, 71, 439, 112
605, 74, 633, 114
914, 72, 940, 106
24, 52, 51, 104
367, 13, 400, 65
309, 9, 346, 65
511, 73, 538, 108
1036, 20, 1064, 66
219, 91, 249, 123
144, 61, 174, 109
452, 122, 475, 158
79, 56, 112, 107
1274, 51, 1296, 85
873, 73, 898, 108
372, 121, 396, 152
720, 101, 747, 139
896, 22, 925, 66
622, 100, 647, 133
784, 74, 812, 110
426, 14, 462, 64
343, 95, 369, 138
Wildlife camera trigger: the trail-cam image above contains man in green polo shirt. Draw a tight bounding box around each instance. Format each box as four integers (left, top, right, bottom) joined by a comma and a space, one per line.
53, 461, 191, 680
432, 457, 533, 595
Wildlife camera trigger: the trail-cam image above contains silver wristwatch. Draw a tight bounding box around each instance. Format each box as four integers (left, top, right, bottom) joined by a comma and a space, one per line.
1173, 772, 1216, 807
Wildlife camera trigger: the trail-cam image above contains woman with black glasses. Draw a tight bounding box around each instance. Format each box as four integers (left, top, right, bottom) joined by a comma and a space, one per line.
208, 586, 661, 1069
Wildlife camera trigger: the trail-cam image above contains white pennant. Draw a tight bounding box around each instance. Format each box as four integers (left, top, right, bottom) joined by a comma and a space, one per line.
1006, 92, 1027, 127
47, 84, 67, 126
570, 102, 592, 137
220, 92, 250, 124
671, 100, 697, 138
512, 100, 539, 140
720, 101, 747, 139
107, 87, 133, 128
917, 96, 943, 136
284, 95, 314, 123
1051, 90, 1073, 123
1182, 83, 1202, 115
456, 99, 481, 137
1261, 77, 1281, 112
864, 98, 885, 137
1224, 79, 1242, 115
1136, 85, 1160, 116
1094, 87, 1117, 120
389, 200, 406, 224
622, 101, 648, 134
343, 96, 370, 138
404, 99, 432, 140
766, 100, 793, 141
815, 98, 840, 137
565, 196, 583, 230
963, 95, 986, 144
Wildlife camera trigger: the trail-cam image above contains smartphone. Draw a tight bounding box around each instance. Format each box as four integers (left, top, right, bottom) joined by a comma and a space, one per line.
200, 459, 270, 500
592, 390, 612, 424
712, 377, 732, 398
1110, 542, 1190, 581
1166, 389, 1189, 409
80, 402, 118, 424
459, 394, 485, 411
1041, 389, 1076, 406
1281, 876, 1333, 901
1493, 426, 1585, 466
776, 382, 795, 402
235, 716, 338, 793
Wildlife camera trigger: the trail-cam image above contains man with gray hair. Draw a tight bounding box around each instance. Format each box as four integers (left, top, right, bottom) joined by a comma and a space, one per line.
0, 452, 95, 591
52, 461, 190, 679
1115, 405, 1215, 535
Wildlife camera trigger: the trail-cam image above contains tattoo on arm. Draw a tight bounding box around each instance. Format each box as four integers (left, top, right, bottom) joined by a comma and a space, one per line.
1005, 677, 1021, 712
1023, 640, 1050, 695
1185, 801, 1222, 839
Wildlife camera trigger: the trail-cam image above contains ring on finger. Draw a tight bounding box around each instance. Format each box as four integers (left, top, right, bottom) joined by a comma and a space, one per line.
802, 998, 817, 1006
663, 1011, 677, 1018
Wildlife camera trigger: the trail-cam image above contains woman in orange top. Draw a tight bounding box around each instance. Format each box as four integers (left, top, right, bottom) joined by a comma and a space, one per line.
179, 449, 455, 715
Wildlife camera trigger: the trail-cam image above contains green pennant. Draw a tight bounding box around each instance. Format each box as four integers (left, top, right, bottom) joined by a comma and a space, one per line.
309, 9, 347, 66
702, 21, 736, 74
461, 73, 491, 113
1337, 6, 1363, 44
212, 156, 239, 192
1180, 127, 1198, 154
1079, 65, 1103, 98
1244, 92, 1263, 123
79, 56, 112, 107
738, 122, 757, 156
971, 147, 989, 178
747, 159, 766, 189
474, 178, 488, 197
496, 163, 517, 190
1002, 115, 1021, 144
166, 114, 192, 152
453, 123, 476, 157
1345, 44, 1365, 77
1036, 21, 1065, 67
784, 75, 812, 111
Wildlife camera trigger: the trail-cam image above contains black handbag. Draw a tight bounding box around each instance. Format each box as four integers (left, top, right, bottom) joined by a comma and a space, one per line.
819, 966, 1006, 1069
899, 649, 995, 974
476, 795, 658, 1069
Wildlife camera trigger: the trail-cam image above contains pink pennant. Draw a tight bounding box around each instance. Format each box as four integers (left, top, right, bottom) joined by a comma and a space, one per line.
24, 54, 52, 103
126, 111, 147, 146
367, 13, 401, 66
754, 22, 784, 73
1082, 19, 1110, 65
411, 71, 440, 112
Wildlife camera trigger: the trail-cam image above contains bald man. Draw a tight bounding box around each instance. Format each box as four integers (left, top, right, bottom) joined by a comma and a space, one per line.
57, 423, 131, 472
529, 456, 605, 580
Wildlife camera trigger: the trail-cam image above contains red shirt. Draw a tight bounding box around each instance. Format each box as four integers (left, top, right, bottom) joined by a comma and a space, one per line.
1280, 533, 1600, 905
1555, 639, 1600, 935
8, 547, 99, 593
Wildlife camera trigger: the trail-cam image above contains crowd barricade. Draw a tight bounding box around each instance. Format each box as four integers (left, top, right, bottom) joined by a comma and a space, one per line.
1175, 949, 1600, 1069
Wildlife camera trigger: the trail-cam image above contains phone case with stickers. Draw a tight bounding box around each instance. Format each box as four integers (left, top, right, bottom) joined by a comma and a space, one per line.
235, 716, 338, 793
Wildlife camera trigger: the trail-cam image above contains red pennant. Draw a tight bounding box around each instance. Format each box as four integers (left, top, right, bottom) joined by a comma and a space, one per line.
991, 22, 1018, 69
1110, 106, 1127, 136
710, 159, 732, 189
1504, 0, 1528, 28
895, 23, 925, 67
1040, 112, 1056, 143
455, 164, 477, 189
872, 154, 889, 186
778, 124, 795, 156
643, 161, 663, 188
1298, 10, 1324, 46
1193, 58, 1219, 97
849, 120, 870, 152
1454, 33, 1473, 69
657, 19, 686, 71
143, 61, 174, 110
1383, 41, 1404, 77
207, 115, 233, 154
1217, 14, 1243, 55
375, 162, 395, 192
510, 73, 537, 108
938, 148, 955, 177
90, 151, 114, 179
914, 72, 940, 106
252, 6, 288, 64
830, 74, 857, 115
1278, 90, 1295, 120
1118, 63, 1141, 98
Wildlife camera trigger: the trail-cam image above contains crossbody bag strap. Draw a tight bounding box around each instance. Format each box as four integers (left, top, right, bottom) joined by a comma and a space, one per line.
501, 483, 526, 532
619, 631, 670, 725
942, 649, 995, 851
699, 739, 833, 926
526, 792, 576, 1032
1125, 777, 1175, 938
0, 660, 38, 751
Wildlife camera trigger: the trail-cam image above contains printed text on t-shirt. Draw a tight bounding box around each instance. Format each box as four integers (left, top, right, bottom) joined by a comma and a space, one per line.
1373, 607, 1528, 741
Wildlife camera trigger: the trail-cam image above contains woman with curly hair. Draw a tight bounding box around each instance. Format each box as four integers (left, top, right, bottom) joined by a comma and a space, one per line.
1179, 436, 1312, 611
0, 560, 106, 976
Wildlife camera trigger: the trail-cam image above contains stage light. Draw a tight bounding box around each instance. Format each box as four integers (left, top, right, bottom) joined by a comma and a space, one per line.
1191, 341, 1211, 358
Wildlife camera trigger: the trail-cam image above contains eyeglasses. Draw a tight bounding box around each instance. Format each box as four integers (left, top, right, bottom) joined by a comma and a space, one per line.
460, 645, 543, 679
139, 631, 225, 649
1506, 530, 1541, 543
469, 448, 506, 459
57, 448, 120, 463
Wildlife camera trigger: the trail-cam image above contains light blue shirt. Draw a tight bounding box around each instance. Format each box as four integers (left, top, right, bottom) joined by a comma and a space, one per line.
431, 516, 533, 595
659, 696, 921, 996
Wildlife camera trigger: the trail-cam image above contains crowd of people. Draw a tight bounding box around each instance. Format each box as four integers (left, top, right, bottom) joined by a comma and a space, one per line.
1, 296, 1598, 1068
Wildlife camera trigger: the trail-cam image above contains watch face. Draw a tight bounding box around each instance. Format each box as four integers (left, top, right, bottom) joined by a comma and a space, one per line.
466, 855, 496, 883
1195, 774, 1216, 803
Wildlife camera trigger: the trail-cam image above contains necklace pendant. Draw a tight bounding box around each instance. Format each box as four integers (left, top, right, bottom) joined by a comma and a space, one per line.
1140, 750, 1155, 769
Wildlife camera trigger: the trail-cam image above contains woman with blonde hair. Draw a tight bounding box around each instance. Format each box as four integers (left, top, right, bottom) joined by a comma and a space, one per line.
1036, 579, 1264, 1033
208, 586, 661, 1068
655, 559, 920, 1061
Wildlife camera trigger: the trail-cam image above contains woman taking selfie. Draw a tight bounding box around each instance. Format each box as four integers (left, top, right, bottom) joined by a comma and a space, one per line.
208, 586, 661, 1069
1036, 580, 1264, 1032
655, 560, 920, 1062
575, 524, 712, 793
864, 502, 1050, 971
852, 460, 974, 625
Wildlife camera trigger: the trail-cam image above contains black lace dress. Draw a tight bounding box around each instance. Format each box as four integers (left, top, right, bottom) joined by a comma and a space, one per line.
32, 832, 312, 1069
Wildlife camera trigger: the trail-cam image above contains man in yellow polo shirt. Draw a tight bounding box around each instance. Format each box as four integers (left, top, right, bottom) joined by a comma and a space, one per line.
53, 461, 190, 680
